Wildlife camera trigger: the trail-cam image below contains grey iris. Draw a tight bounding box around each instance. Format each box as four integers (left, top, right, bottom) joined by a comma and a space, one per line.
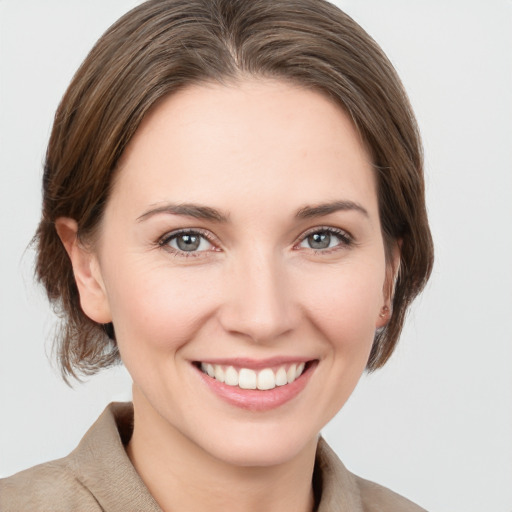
308, 232, 331, 249
177, 234, 200, 251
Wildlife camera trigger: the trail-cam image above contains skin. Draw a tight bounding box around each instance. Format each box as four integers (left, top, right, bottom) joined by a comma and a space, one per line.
57, 79, 397, 512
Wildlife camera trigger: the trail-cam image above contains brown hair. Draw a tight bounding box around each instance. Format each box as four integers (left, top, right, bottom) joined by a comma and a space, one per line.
36, 0, 433, 379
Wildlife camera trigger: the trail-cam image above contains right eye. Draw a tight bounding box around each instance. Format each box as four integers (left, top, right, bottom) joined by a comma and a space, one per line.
159, 230, 216, 256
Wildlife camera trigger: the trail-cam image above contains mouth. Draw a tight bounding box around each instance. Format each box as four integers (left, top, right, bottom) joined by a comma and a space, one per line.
194, 359, 317, 411
195, 360, 315, 390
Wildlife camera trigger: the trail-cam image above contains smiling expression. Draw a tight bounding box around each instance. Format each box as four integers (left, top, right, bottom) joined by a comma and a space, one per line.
76, 79, 394, 467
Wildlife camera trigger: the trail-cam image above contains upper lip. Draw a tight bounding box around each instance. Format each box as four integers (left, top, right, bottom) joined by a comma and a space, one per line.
194, 356, 316, 370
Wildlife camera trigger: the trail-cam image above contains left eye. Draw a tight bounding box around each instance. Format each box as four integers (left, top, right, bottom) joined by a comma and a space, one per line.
162, 231, 214, 253
298, 229, 349, 250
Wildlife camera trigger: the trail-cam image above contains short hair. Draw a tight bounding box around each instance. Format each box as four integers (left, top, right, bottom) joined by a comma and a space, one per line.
35, 0, 434, 380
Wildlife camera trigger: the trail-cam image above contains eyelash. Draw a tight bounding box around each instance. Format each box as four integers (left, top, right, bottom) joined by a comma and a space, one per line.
157, 226, 354, 258
158, 229, 218, 258
295, 226, 354, 254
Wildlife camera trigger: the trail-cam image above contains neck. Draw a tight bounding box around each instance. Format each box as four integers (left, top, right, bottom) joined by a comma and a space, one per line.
126, 388, 317, 512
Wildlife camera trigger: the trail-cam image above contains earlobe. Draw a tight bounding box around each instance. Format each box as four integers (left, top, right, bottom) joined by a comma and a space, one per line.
55, 218, 112, 324
376, 241, 401, 329
376, 304, 391, 329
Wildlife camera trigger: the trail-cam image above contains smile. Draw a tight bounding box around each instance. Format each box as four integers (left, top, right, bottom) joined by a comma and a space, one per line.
199, 362, 306, 390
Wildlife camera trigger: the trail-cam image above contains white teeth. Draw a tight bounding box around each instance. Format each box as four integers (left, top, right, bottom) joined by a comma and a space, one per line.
287, 364, 297, 384
200, 362, 308, 389
275, 367, 288, 386
239, 368, 257, 389
201, 362, 216, 378
257, 368, 276, 390
214, 365, 225, 383
225, 366, 239, 386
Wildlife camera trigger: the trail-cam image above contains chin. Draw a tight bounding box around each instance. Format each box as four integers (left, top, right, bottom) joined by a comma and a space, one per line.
192, 422, 320, 468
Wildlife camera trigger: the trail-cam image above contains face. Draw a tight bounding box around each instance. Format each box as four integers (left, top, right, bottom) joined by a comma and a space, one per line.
73, 79, 394, 467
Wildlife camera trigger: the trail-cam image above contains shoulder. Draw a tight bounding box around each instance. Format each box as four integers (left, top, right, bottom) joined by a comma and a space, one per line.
0, 403, 159, 512
315, 437, 427, 512
0, 457, 100, 512
353, 473, 427, 512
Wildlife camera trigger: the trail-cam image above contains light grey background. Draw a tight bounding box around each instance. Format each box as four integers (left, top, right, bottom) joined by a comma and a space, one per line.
1, 1, 511, 511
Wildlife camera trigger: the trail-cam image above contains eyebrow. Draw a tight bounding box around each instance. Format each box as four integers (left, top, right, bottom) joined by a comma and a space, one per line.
137, 203, 229, 223
295, 200, 369, 219
136, 199, 368, 223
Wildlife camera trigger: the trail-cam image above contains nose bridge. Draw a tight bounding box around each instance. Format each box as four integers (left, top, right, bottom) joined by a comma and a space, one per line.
219, 246, 297, 343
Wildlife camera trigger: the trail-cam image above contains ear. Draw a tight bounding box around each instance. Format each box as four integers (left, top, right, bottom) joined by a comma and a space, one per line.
375, 240, 401, 329
55, 218, 112, 324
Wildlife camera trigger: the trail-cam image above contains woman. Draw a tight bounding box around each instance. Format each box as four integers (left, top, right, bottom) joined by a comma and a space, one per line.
0, 0, 433, 510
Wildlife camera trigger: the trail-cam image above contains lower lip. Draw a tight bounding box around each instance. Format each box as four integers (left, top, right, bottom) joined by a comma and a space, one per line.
195, 362, 317, 412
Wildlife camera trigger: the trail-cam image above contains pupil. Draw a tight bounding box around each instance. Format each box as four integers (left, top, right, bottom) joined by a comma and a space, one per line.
177, 234, 200, 251
308, 232, 330, 249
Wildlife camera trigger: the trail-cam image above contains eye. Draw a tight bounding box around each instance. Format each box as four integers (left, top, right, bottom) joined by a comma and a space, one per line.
159, 229, 216, 255
297, 227, 353, 252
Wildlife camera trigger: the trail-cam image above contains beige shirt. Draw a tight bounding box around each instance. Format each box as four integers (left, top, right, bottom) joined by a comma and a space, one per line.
0, 403, 427, 511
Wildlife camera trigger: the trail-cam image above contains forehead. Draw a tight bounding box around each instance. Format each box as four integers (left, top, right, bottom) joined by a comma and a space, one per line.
112, 78, 378, 219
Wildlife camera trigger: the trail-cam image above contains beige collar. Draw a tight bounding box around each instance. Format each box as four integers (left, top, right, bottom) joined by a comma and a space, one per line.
69, 402, 363, 511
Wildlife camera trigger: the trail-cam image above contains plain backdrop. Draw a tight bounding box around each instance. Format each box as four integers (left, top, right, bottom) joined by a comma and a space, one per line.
1, 1, 511, 511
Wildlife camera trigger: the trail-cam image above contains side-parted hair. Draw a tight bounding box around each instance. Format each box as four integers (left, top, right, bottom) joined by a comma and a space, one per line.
36, 0, 434, 380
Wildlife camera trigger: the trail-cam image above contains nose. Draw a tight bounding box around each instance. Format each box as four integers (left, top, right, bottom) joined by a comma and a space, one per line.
218, 248, 299, 344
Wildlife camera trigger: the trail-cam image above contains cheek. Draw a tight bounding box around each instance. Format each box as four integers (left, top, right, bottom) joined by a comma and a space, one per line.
103, 260, 220, 356
300, 261, 385, 351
